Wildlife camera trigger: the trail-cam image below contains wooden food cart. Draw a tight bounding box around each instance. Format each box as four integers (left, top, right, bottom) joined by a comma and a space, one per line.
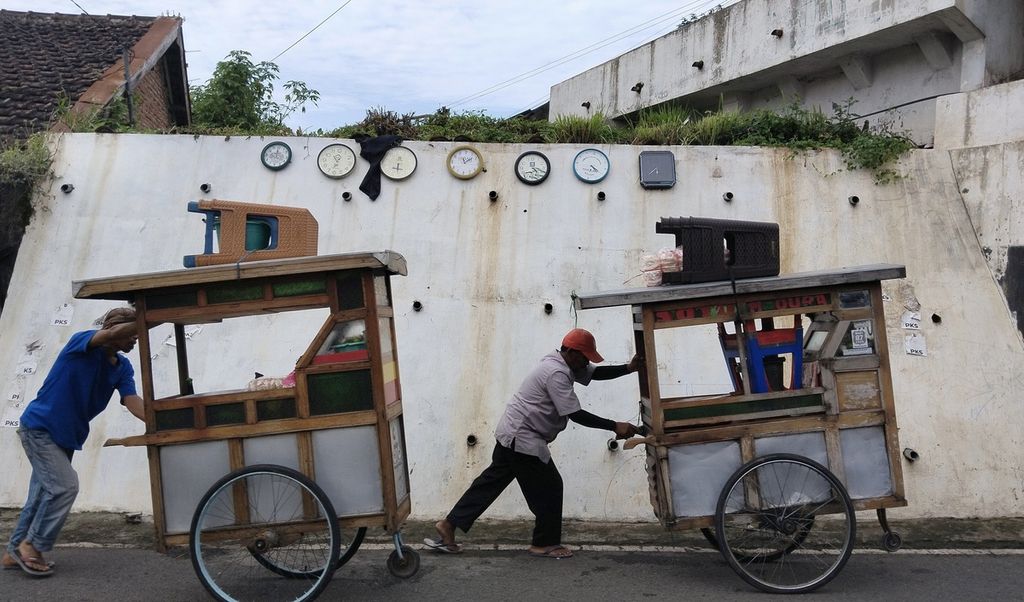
575, 264, 908, 594
73, 250, 416, 602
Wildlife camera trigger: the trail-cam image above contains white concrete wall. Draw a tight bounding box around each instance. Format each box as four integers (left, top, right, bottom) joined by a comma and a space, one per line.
1, 133, 1022, 523
935, 78, 1024, 150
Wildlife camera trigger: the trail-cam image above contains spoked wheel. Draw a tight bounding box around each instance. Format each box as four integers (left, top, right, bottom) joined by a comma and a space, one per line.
252, 526, 367, 578
714, 453, 855, 594
190, 465, 341, 602
702, 520, 814, 561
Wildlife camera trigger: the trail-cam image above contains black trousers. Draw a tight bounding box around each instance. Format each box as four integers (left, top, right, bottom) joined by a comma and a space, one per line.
446, 440, 563, 547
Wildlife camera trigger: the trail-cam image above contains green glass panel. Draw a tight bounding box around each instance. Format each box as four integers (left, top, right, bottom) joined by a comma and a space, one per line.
206, 283, 263, 304
307, 371, 373, 415
664, 394, 822, 421
336, 273, 364, 310
257, 397, 297, 421
155, 408, 194, 431
272, 279, 327, 298
147, 290, 198, 310
206, 402, 246, 426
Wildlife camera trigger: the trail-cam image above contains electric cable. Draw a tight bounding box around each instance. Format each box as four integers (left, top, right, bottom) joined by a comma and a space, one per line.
268, 0, 354, 63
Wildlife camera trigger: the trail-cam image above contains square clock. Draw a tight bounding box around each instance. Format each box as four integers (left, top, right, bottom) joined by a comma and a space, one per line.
638, 150, 676, 189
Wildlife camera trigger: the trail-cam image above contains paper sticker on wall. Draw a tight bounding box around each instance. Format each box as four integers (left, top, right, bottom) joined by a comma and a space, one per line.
4, 377, 26, 403
904, 332, 927, 357
164, 325, 203, 347
901, 311, 921, 330
2, 404, 21, 428
16, 353, 39, 376
51, 302, 74, 327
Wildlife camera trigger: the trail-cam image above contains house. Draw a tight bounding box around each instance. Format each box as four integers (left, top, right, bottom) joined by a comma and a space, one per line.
0, 10, 191, 314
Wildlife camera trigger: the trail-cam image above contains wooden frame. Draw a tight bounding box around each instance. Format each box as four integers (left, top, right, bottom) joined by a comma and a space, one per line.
575, 264, 908, 530
73, 251, 411, 552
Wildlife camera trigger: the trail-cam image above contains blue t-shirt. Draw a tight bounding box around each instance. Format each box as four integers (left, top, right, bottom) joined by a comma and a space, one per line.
20, 330, 137, 451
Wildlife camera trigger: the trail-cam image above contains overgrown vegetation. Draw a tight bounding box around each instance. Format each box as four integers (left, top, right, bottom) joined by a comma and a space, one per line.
0, 133, 54, 225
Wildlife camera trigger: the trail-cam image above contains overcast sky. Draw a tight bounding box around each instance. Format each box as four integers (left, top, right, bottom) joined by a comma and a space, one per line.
6, 0, 734, 131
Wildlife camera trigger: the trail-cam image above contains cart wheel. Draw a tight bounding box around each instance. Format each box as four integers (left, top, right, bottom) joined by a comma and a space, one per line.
881, 531, 903, 552
386, 545, 420, 578
714, 454, 855, 594
190, 464, 341, 602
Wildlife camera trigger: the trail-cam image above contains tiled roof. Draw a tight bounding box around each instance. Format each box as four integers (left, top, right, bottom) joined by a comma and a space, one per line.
0, 10, 156, 140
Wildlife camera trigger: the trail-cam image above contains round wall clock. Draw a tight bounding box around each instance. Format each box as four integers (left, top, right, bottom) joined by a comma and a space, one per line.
573, 148, 610, 183
317, 143, 357, 179
261, 141, 292, 171
447, 145, 484, 180
514, 151, 550, 185
380, 146, 417, 180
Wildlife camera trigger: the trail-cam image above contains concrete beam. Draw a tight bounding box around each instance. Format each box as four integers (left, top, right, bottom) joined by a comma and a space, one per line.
915, 33, 955, 70
839, 55, 873, 90
937, 7, 984, 42
777, 75, 804, 102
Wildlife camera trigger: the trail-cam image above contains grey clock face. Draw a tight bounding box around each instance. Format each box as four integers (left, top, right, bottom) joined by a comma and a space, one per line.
573, 148, 610, 183
639, 150, 676, 189
317, 143, 357, 179
261, 141, 291, 171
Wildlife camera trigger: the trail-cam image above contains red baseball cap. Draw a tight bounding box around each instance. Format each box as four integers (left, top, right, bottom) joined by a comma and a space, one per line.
562, 328, 604, 363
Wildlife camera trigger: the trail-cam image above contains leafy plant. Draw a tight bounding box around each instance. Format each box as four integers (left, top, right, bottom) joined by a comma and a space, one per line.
190, 50, 319, 133
550, 113, 621, 144
0, 133, 53, 225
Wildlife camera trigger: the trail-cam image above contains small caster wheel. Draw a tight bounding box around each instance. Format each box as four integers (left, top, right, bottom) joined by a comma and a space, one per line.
881, 531, 902, 552
387, 545, 420, 578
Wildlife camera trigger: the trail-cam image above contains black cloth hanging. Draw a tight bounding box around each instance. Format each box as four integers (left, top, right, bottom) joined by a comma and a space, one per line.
354, 134, 403, 200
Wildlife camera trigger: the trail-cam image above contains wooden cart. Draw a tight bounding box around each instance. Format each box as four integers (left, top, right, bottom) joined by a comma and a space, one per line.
575, 264, 908, 594
73, 250, 417, 601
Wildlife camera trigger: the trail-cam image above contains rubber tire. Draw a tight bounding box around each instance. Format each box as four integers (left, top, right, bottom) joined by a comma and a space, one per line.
190, 464, 341, 602
386, 546, 420, 578
882, 531, 903, 552
714, 453, 855, 594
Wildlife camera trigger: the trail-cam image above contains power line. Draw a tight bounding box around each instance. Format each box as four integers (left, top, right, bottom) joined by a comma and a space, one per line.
268, 0, 354, 63
447, 0, 738, 111
68, 0, 89, 14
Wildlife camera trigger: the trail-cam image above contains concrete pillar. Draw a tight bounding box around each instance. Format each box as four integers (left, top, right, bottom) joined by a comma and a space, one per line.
721, 92, 751, 113
914, 33, 955, 70
777, 75, 804, 102
960, 39, 987, 92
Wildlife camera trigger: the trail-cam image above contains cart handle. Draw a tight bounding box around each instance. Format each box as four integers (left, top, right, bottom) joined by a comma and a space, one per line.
623, 436, 655, 451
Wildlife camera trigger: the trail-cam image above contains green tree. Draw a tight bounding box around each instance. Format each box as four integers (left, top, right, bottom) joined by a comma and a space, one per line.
190, 50, 320, 132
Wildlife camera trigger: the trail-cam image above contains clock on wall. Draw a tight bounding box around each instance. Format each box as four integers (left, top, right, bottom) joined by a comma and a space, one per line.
572, 148, 610, 183
317, 143, 357, 179
447, 145, 484, 180
514, 151, 550, 185
638, 150, 676, 189
380, 146, 417, 181
261, 141, 292, 171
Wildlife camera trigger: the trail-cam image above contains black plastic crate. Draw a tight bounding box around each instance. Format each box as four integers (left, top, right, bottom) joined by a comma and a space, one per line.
656, 216, 779, 284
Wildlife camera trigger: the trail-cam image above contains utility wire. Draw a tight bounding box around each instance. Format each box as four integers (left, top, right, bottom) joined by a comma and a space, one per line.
268, 0, 354, 63
446, 0, 737, 110
68, 0, 89, 13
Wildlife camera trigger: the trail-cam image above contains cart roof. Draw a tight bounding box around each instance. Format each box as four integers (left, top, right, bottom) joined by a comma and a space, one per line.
574, 263, 905, 310
72, 250, 407, 301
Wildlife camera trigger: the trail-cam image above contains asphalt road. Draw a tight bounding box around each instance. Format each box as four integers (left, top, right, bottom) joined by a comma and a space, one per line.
2, 545, 1022, 601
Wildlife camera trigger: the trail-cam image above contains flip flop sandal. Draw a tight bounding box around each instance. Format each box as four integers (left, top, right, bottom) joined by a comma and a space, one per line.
11, 549, 54, 578
528, 545, 574, 559
423, 537, 463, 554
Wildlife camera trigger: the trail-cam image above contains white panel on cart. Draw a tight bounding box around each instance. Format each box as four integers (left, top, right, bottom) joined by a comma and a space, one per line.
667, 440, 742, 517
160, 440, 231, 534
312, 426, 384, 515
840, 426, 893, 499
243, 433, 300, 470
754, 431, 828, 465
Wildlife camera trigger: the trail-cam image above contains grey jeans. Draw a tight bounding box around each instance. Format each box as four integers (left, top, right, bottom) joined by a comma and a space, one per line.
7, 428, 79, 553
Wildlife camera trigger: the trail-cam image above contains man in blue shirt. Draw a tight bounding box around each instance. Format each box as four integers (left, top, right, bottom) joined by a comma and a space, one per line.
2, 307, 144, 577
